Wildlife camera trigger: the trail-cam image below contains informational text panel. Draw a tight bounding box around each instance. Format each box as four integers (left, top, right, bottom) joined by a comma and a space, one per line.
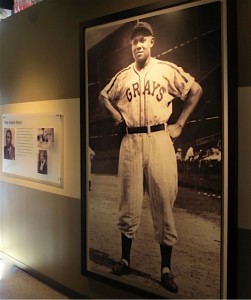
2, 113, 63, 186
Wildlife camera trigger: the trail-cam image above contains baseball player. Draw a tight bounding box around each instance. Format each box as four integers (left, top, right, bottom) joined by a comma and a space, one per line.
99, 21, 203, 293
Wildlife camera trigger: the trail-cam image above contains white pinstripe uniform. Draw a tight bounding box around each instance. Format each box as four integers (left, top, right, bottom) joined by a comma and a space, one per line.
100, 57, 194, 246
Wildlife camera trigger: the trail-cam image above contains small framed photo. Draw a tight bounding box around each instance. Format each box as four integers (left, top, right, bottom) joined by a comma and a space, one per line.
37, 149, 48, 175
37, 128, 55, 149
3, 128, 16, 160
80, 0, 237, 298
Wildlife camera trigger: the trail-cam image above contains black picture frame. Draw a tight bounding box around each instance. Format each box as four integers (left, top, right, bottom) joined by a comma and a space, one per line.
80, 0, 237, 298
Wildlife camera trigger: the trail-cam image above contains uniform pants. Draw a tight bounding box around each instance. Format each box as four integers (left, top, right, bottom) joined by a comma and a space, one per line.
118, 130, 178, 246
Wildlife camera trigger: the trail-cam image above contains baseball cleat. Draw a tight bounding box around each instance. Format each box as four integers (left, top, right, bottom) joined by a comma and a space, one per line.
161, 272, 178, 293
112, 259, 131, 275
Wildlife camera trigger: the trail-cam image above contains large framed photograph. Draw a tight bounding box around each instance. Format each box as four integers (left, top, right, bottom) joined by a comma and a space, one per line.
80, 0, 237, 298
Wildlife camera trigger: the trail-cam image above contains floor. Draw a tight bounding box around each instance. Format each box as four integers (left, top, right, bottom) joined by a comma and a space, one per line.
0, 258, 68, 299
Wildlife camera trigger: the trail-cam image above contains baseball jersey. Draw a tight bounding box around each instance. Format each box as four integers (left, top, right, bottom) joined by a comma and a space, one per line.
100, 57, 195, 127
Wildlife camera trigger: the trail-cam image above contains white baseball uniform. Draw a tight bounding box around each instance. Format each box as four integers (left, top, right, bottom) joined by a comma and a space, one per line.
100, 57, 195, 246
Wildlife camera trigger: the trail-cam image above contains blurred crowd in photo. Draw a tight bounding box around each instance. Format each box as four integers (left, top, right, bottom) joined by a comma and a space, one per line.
175, 140, 222, 198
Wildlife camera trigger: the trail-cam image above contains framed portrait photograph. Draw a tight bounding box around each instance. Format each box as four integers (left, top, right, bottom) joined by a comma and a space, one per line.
80, 0, 237, 298
3, 128, 16, 160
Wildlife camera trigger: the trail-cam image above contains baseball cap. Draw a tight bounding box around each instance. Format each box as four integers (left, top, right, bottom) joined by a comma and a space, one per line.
130, 21, 153, 40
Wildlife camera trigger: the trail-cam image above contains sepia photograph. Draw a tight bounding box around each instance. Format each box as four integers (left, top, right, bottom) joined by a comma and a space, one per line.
37, 149, 48, 175
81, 0, 227, 298
4, 128, 16, 160
37, 128, 55, 149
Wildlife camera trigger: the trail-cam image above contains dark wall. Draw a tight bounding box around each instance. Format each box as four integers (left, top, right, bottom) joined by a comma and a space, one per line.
0, 0, 13, 10
237, 0, 251, 298
238, 0, 251, 87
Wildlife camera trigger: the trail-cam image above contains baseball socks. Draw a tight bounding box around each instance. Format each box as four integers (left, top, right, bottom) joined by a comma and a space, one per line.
112, 237, 178, 293
160, 244, 178, 293
112, 233, 132, 275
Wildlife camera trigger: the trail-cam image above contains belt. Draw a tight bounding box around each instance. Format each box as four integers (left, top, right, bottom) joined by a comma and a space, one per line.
127, 123, 165, 134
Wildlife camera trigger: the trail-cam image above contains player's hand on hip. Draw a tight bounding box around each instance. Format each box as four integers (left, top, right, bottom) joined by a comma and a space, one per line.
114, 116, 124, 126
167, 123, 183, 140
112, 111, 124, 126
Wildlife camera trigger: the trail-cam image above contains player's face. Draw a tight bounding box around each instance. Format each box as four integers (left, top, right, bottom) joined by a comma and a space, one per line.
40, 152, 45, 162
6, 131, 11, 146
131, 34, 154, 64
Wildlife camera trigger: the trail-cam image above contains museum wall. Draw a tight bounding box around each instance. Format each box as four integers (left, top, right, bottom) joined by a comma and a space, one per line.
237, 0, 251, 298
0, 0, 250, 298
